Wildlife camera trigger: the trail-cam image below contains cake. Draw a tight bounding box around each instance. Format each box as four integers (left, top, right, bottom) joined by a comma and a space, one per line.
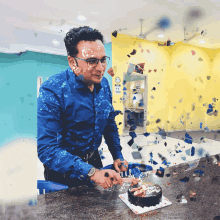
128, 182, 162, 208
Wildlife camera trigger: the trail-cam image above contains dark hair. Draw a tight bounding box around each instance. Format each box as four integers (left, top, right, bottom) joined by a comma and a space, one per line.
64, 26, 105, 57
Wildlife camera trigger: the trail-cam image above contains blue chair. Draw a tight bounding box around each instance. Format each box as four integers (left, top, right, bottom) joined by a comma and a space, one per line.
101, 162, 153, 178
37, 163, 153, 194
37, 180, 68, 195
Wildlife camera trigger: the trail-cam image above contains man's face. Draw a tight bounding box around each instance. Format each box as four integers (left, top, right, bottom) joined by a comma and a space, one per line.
69, 40, 107, 85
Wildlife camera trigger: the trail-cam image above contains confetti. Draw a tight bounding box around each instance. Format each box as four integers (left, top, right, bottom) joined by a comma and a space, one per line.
107, 67, 115, 77
180, 198, 188, 203
127, 138, 134, 147
176, 194, 183, 200
130, 49, 137, 55
156, 169, 164, 177
191, 50, 196, 56
148, 70, 152, 73
154, 69, 157, 72
184, 132, 193, 144
15, 52, 26, 56
129, 131, 137, 139
147, 50, 150, 53
194, 169, 204, 175
132, 151, 142, 160
190, 190, 196, 197
191, 146, 195, 156
112, 30, 117, 38
114, 110, 122, 116
180, 177, 189, 183
156, 118, 161, 123
207, 104, 214, 115
134, 63, 145, 74
127, 63, 135, 75
143, 132, 150, 137
200, 123, 203, 129
197, 148, 205, 157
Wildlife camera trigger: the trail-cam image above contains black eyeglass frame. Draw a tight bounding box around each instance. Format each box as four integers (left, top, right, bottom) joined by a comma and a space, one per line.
73, 56, 110, 67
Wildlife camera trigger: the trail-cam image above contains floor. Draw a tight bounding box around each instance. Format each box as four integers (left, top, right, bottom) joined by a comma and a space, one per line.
37, 130, 220, 180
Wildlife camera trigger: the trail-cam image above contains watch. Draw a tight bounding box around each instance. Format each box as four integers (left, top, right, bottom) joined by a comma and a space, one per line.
87, 167, 97, 179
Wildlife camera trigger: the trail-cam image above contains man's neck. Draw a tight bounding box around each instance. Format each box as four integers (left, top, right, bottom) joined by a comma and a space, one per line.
74, 72, 94, 92
88, 84, 94, 92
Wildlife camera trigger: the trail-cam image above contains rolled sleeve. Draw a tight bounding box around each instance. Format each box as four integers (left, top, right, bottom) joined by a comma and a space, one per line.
37, 85, 93, 180
70, 163, 93, 180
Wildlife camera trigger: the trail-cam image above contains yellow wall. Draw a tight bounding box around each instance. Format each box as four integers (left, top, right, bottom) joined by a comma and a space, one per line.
111, 33, 220, 135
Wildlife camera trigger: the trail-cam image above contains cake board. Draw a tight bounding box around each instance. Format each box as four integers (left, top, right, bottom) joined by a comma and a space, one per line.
119, 192, 172, 215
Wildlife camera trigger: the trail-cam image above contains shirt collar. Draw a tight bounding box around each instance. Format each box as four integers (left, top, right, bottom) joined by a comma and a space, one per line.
67, 67, 102, 92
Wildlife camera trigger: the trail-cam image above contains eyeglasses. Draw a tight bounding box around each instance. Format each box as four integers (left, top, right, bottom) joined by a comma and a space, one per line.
73, 56, 110, 67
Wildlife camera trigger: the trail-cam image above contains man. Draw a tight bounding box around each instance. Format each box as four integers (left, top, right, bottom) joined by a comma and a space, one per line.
37, 26, 128, 189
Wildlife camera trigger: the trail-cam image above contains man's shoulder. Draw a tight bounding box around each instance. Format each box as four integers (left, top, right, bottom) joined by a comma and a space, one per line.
41, 68, 68, 89
101, 76, 110, 88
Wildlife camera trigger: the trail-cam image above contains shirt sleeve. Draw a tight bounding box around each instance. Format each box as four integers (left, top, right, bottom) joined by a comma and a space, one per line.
103, 79, 124, 161
37, 85, 93, 181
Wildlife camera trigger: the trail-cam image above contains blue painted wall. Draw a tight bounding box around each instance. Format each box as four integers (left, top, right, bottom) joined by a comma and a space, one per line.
0, 43, 112, 147
103, 43, 112, 91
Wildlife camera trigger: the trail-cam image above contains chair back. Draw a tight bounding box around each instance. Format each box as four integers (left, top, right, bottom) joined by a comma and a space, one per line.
37, 180, 68, 195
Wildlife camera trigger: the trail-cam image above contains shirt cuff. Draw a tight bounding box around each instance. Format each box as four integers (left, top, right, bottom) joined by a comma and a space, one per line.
112, 150, 124, 161
70, 163, 93, 181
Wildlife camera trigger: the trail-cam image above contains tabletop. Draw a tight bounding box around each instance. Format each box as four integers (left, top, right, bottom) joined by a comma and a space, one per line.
36, 156, 220, 220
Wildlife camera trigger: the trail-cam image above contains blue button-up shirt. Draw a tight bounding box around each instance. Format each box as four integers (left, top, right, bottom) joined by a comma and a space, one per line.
37, 67, 124, 180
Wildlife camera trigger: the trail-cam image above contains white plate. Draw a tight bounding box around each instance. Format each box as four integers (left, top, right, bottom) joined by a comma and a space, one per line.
119, 193, 172, 215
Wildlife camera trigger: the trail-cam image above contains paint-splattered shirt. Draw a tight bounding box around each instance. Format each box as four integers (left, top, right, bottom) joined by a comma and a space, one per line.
37, 67, 124, 181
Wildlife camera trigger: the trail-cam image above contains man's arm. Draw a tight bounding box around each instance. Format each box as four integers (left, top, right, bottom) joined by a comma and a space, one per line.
103, 110, 124, 161
37, 85, 92, 181
102, 79, 124, 161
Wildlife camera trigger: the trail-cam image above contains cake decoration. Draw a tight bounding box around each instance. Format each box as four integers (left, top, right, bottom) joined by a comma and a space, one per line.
128, 182, 162, 208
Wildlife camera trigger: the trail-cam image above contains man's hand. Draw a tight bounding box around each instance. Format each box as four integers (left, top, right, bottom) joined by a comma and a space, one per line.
114, 159, 129, 173
90, 169, 123, 189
